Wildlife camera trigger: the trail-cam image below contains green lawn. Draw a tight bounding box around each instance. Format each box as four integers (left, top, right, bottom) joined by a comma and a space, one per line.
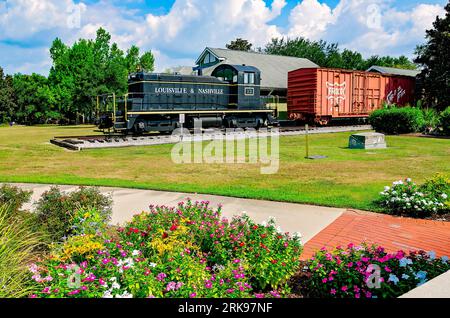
0, 125, 449, 211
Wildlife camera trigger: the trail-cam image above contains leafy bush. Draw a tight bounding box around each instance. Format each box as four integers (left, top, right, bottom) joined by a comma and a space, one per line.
300, 244, 450, 298
28, 200, 302, 298
422, 108, 440, 132
0, 205, 44, 298
440, 106, 450, 135
377, 178, 449, 217
369, 107, 425, 134
0, 184, 32, 215
34, 186, 112, 243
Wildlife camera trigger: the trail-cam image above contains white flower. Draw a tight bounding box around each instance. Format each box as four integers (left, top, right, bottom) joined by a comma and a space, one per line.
102, 290, 113, 298
111, 282, 121, 290
241, 211, 247, 216
384, 186, 391, 191
406, 178, 412, 182
149, 262, 157, 268
442, 193, 448, 199
116, 291, 133, 298
109, 277, 117, 282
132, 250, 140, 256
268, 216, 276, 223
276, 226, 282, 233
261, 221, 267, 227
293, 232, 302, 239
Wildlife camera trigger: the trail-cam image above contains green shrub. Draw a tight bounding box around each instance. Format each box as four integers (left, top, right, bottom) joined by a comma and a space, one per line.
0, 184, 32, 215
0, 205, 44, 298
34, 186, 112, 243
369, 107, 425, 134
439, 106, 450, 135
422, 108, 440, 132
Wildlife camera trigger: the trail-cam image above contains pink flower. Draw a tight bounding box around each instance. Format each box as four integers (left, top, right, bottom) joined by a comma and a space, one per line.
330, 289, 336, 295
322, 278, 328, 283
205, 281, 213, 289
384, 266, 392, 272
68, 289, 80, 296
255, 293, 265, 298
227, 288, 235, 294
189, 293, 197, 298
347, 262, 354, 268
29, 294, 37, 298
355, 293, 360, 299
341, 286, 348, 292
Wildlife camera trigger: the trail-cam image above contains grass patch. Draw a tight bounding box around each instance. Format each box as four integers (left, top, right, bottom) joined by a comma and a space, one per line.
0, 125, 449, 211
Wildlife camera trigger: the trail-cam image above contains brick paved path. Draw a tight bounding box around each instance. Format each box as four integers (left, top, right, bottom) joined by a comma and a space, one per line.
301, 209, 450, 260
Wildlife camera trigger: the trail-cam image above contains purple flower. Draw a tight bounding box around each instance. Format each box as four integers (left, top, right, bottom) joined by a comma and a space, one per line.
269, 291, 281, 298
205, 281, 213, 289
156, 273, 167, 281
254, 293, 265, 298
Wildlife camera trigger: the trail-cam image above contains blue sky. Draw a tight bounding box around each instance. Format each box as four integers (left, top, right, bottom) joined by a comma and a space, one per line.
0, 0, 447, 75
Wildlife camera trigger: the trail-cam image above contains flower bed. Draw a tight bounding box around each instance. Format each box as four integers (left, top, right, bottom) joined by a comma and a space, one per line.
29, 200, 302, 298
295, 244, 450, 298
377, 175, 449, 219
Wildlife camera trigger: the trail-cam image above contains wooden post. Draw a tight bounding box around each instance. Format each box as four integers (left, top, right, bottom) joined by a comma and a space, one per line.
305, 124, 309, 159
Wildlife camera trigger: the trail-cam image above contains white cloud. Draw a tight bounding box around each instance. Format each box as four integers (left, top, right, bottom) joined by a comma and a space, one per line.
286, 0, 445, 58
0, 0, 447, 75
288, 0, 334, 40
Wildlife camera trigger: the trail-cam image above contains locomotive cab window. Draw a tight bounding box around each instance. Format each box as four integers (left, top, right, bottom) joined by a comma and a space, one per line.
244, 72, 255, 84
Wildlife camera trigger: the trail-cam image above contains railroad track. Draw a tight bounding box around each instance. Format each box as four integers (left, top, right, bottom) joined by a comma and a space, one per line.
50, 125, 373, 151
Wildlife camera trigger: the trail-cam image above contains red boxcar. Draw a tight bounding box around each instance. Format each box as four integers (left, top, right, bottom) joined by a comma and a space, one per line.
287, 68, 416, 124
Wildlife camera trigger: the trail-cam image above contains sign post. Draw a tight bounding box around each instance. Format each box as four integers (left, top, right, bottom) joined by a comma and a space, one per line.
179, 114, 185, 140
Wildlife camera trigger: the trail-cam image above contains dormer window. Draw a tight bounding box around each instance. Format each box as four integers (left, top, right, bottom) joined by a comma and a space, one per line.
201, 52, 217, 66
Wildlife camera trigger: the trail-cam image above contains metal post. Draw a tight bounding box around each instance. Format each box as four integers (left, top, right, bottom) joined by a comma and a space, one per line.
124, 93, 128, 123
305, 124, 309, 159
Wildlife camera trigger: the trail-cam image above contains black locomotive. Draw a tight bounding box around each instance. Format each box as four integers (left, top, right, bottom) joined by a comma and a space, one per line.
98, 64, 276, 134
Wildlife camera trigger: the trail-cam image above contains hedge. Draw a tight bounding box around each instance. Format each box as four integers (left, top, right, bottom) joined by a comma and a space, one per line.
369, 107, 425, 134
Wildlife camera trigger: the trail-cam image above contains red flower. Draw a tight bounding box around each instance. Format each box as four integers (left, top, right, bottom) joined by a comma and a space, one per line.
239, 242, 245, 247
261, 234, 267, 239
162, 232, 169, 239
271, 259, 278, 264
252, 225, 258, 230
170, 223, 178, 231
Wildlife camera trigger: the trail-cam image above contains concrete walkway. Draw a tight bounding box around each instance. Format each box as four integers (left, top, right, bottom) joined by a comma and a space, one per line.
11, 183, 344, 244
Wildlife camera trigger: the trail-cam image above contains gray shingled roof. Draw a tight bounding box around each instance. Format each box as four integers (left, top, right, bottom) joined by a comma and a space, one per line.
200, 48, 318, 90
367, 65, 420, 77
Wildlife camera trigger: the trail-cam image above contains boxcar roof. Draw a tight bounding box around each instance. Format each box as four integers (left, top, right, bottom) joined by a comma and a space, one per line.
198, 47, 318, 91
366, 65, 420, 78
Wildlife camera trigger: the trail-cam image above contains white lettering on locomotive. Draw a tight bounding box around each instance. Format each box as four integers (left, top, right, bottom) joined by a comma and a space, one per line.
154, 87, 224, 95
198, 88, 224, 95
154, 87, 188, 94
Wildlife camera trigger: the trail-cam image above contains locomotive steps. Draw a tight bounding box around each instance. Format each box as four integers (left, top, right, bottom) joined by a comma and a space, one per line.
50, 125, 372, 151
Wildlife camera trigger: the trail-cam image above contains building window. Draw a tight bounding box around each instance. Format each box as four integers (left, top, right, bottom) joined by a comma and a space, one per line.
201, 52, 217, 66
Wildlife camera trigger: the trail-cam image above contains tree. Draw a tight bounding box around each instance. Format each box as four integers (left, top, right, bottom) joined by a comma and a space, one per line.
140, 51, 155, 72
264, 37, 417, 71
126, 46, 155, 73
13, 73, 57, 124
414, 2, 450, 110
0, 67, 17, 123
48, 28, 153, 123
226, 38, 253, 51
